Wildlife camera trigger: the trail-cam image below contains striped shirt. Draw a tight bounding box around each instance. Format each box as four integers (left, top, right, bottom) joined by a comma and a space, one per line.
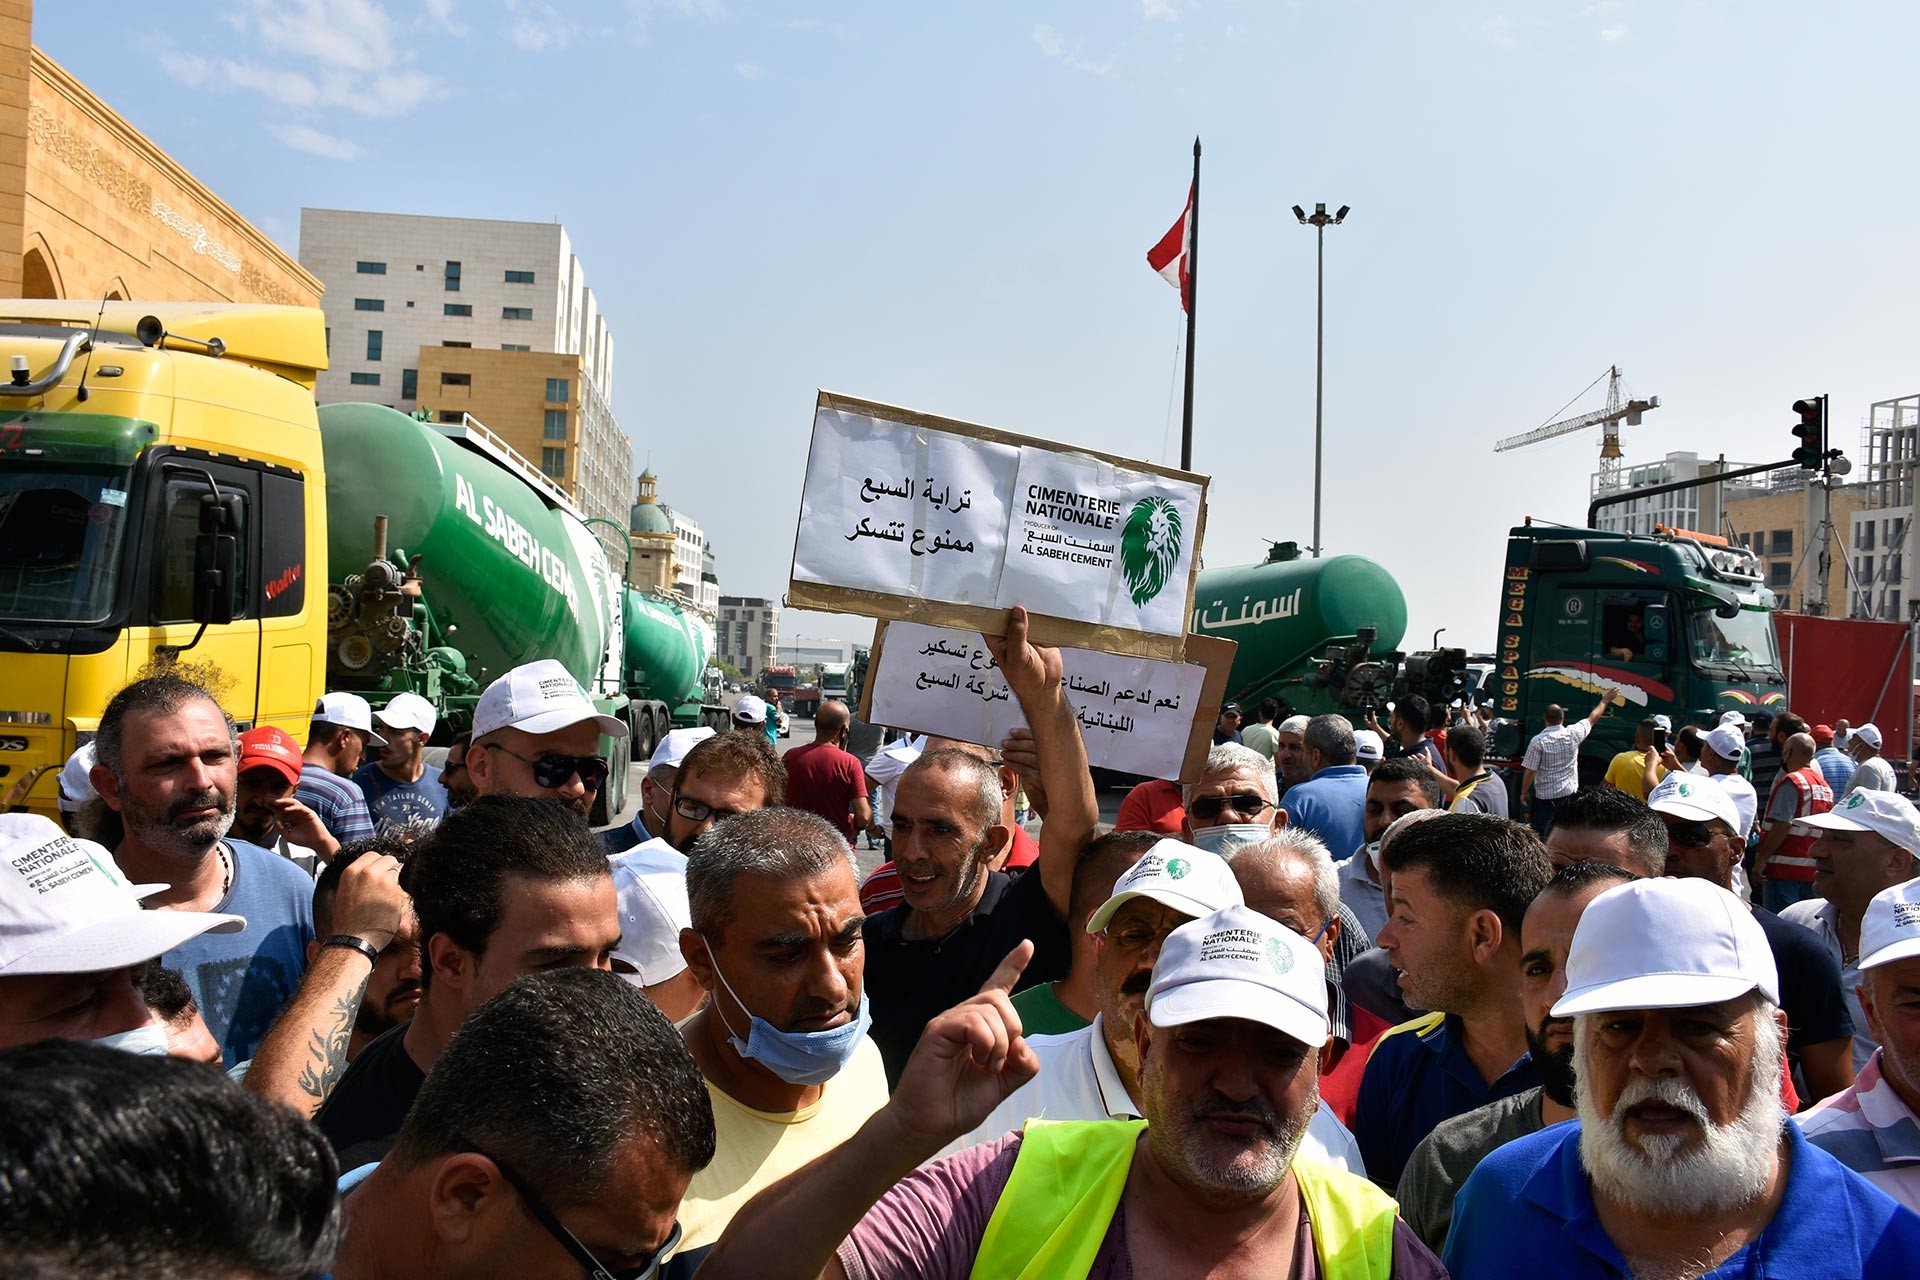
1521, 720, 1590, 800
295, 763, 376, 846
1801, 1050, 1920, 1212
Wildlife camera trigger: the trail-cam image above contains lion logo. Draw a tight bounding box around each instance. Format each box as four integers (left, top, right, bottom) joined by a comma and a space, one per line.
1120, 497, 1184, 607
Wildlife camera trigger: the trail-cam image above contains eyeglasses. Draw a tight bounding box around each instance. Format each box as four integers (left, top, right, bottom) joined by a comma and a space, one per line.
1104, 918, 1179, 954
464, 1138, 682, 1280
1187, 792, 1272, 822
484, 744, 610, 792
673, 795, 748, 824
1664, 818, 1720, 849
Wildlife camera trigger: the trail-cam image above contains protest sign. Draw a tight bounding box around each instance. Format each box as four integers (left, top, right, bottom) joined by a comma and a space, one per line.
859, 619, 1236, 782
790, 391, 1208, 661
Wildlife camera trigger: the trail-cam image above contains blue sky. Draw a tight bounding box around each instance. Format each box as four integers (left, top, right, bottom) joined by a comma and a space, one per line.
36, 1, 1920, 654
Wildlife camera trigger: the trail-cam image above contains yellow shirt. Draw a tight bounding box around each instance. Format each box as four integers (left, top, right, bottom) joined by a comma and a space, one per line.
1604, 749, 1664, 800
678, 1036, 888, 1251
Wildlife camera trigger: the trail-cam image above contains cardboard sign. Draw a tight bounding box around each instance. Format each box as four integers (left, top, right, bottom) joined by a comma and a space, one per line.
790, 391, 1209, 661
858, 619, 1237, 782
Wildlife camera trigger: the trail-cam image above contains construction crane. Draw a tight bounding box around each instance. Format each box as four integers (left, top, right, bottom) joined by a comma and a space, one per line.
1494, 366, 1660, 491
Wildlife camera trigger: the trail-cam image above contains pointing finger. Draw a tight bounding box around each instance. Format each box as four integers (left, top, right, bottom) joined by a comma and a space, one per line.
979, 940, 1034, 998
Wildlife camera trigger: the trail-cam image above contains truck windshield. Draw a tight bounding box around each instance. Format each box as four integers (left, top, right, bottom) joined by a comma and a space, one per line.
1687, 602, 1781, 674
0, 465, 132, 624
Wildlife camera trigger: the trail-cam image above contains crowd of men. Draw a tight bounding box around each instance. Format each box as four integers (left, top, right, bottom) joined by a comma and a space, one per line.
6, 626, 1920, 1278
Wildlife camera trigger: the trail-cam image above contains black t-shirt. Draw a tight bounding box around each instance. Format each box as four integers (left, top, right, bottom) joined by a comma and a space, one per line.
315, 1023, 428, 1169
1752, 906, 1854, 1076
862, 869, 1069, 1085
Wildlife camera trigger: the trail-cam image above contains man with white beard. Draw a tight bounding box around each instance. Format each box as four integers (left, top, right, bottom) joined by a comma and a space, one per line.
1444, 877, 1920, 1277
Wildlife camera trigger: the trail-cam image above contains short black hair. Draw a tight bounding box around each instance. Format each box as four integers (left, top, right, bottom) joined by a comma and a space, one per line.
405, 795, 609, 989
1069, 829, 1162, 925
94, 673, 231, 782
1395, 694, 1430, 729
1545, 786, 1669, 878
390, 969, 716, 1204
1675, 725, 1704, 760
1369, 756, 1444, 807
0, 1041, 339, 1277
1449, 725, 1485, 769
1378, 812, 1552, 935
1255, 698, 1281, 723
313, 833, 422, 939
1539, 860, 1638, 900
137, 965, 197, 1023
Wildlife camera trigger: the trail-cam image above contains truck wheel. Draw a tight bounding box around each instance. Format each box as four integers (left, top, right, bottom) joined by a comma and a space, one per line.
634, 710, 658, 765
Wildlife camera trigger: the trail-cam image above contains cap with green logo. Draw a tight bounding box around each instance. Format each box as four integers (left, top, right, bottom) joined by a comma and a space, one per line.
1085, 839, 1241, 934
1146, 904, 1330, 1047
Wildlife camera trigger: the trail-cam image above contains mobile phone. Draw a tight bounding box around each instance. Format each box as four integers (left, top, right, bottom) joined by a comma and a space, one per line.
1653, 727, 1669, 751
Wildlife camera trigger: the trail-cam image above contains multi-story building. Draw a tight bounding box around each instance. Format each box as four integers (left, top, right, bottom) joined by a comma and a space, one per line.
1720, 469, 1863, 615
1591, 451, 1755, 537
718, 596, 780, 678
298, 208, 631, 563
626, 470, 720, 613
1850, 393, 1920, 622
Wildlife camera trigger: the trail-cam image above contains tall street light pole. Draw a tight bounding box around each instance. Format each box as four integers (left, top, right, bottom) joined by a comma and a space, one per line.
1292, 202, 1348, 558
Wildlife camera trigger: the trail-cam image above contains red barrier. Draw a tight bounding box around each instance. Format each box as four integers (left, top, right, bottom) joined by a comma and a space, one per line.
1773, 612, 1912, 762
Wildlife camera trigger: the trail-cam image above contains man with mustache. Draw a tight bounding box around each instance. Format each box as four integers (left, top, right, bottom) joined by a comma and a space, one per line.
1397, 859, 1635, 1252
91, 673, 315, 1065
1445, 877, 1920, 1277
465, 658, 628, 819
231, 726, 338, 877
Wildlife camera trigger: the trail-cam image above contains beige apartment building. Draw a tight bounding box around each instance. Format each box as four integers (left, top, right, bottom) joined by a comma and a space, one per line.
1722, 476, 1865, 616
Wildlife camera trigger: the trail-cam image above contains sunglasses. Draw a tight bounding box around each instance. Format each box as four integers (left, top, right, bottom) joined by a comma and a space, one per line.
468, 1139, 682, 1280
485, 744, 610, 791
1663, 818, 1719, 849
1187, 792, 1272, 822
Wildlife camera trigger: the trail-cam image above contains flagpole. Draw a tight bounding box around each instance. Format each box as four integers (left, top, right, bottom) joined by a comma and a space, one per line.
1180, 137, 1199, 472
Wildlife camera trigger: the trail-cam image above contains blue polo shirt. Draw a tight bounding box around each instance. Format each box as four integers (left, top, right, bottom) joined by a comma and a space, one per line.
1445, 1117, 1920, 1277
1282, 763, 1369, 862
1353, 1011, 1539, 1190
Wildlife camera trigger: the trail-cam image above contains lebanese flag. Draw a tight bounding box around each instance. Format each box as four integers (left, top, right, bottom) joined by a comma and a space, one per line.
1147, 184, 1193, 312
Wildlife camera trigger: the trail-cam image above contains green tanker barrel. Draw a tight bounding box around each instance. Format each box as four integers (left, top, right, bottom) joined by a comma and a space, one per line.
623, 588, 711, 709
319, 403, 610, 689
1192, 553, 1408, 711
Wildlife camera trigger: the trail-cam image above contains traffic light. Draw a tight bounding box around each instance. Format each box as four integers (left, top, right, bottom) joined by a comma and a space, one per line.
1792, 395, 1826, 469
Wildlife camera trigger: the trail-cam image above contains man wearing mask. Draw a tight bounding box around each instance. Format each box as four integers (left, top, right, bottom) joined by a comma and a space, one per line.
605, 726, 715, 854
353, 693, 448, 827
466, 659, 627, 819
1847, 723, 1900, 796
673, 807, 886, 1266
1179, 741, 1286, 859
0, 813, 240, 1052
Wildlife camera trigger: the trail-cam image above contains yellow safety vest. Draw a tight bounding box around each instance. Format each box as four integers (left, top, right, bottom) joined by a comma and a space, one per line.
969, 1118, 1399, 1280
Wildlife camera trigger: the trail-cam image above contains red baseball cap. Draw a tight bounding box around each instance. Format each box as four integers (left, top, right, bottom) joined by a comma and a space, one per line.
1812, 723, 1835, 745
238, 726, 303, 786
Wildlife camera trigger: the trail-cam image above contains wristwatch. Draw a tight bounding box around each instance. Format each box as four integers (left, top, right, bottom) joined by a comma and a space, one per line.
321, 934, 382, 965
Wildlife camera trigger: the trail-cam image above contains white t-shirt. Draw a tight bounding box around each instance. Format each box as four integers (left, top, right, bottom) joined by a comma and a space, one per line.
941, 1014, 1364, 1176
864, 737, 925, 828
1712, 772, 1759, 838
1845, 756, 1898, 796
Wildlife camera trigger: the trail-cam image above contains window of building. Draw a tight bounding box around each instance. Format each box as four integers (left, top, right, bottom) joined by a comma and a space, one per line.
405, 301, 414, 308
401, 368, 418, 399
441, 372, 472, 387
541, 447, 566, 478
1771, 530, 1793, 557
353, 297, 384, 312
1767, 562, 1790, 588
356, 261, 386, 275
443, 341, 471, 348
438, 411, 463, 424
366, 330, 382, 361
501, 343, 530, 351
545, 378, 570, 402
543, 409, 568, 440
445, 260, 461, 291
505, 269, 535, 283
350, 372, 380, 386
444, 303, 472, 317
502, 307, 532, 321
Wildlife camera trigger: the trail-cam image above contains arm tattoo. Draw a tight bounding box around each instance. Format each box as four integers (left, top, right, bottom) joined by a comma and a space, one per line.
297, 980, 371, 1103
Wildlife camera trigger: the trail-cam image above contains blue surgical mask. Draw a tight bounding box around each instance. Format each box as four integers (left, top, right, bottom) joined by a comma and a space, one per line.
91, 1021, 171, 1057
704, 944, 872, 1086
1190, 824, 1271, 858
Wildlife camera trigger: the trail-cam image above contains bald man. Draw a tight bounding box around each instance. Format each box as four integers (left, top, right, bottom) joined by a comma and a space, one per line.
782, 700, 872, 845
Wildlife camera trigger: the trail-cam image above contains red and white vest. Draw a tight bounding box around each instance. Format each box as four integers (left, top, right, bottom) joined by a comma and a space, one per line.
1761, 766, 1835, 881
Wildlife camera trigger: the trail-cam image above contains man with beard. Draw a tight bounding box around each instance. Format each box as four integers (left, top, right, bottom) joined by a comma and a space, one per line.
863, 607, 1098, 1084
90, 674, 315, 1065
604, 726, 713, 854
232, 726, 338, 877
1357, 813, 1552, 1188
1445, 876, 1920, 1278
1397, 860, 1635, 1252
436, 732, 476, 811
466, 659, 627, 818
699, 908, 1446, 1278
353, 694, 449, 827
665, 730, 785, 853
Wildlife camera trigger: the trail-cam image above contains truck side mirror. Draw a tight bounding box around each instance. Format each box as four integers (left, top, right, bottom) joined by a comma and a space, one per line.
192, 492, 243, 626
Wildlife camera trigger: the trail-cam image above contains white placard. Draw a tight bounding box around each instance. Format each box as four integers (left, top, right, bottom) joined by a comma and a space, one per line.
868, 621, 1212, 780
791, 403, 1204, 641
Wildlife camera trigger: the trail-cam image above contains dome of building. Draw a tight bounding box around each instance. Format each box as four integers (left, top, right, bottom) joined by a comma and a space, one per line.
630, 500, 672, 535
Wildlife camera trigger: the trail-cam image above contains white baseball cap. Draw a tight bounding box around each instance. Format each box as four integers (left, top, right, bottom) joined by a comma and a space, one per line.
1553, 877, 1778, 1018
373, 692, 438, 737
1353, 729, 1385, 763
1703, 725, 1747, 763
732, 695, 769, 725
1859, 879, 1920, 971
1647, 771, 1742, 832
1799, 789, 1920, 854
1856, 723, 1885, 750
649, 726, 715, 774
313, 692, 387, 747
609, 838, 692, 986
0, 814, 244, 976
472, 660, 626, 741
1652, 714, 1673, 733
57, 743, 97, 815
1085, 840, 1243, 934
1719, 710, 1752, 730
1146, 905, 1330, 1048
1277, 715, 1310, 737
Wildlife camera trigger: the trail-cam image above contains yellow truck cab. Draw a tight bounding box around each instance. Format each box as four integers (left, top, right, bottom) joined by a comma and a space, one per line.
0, 301, 328, 818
